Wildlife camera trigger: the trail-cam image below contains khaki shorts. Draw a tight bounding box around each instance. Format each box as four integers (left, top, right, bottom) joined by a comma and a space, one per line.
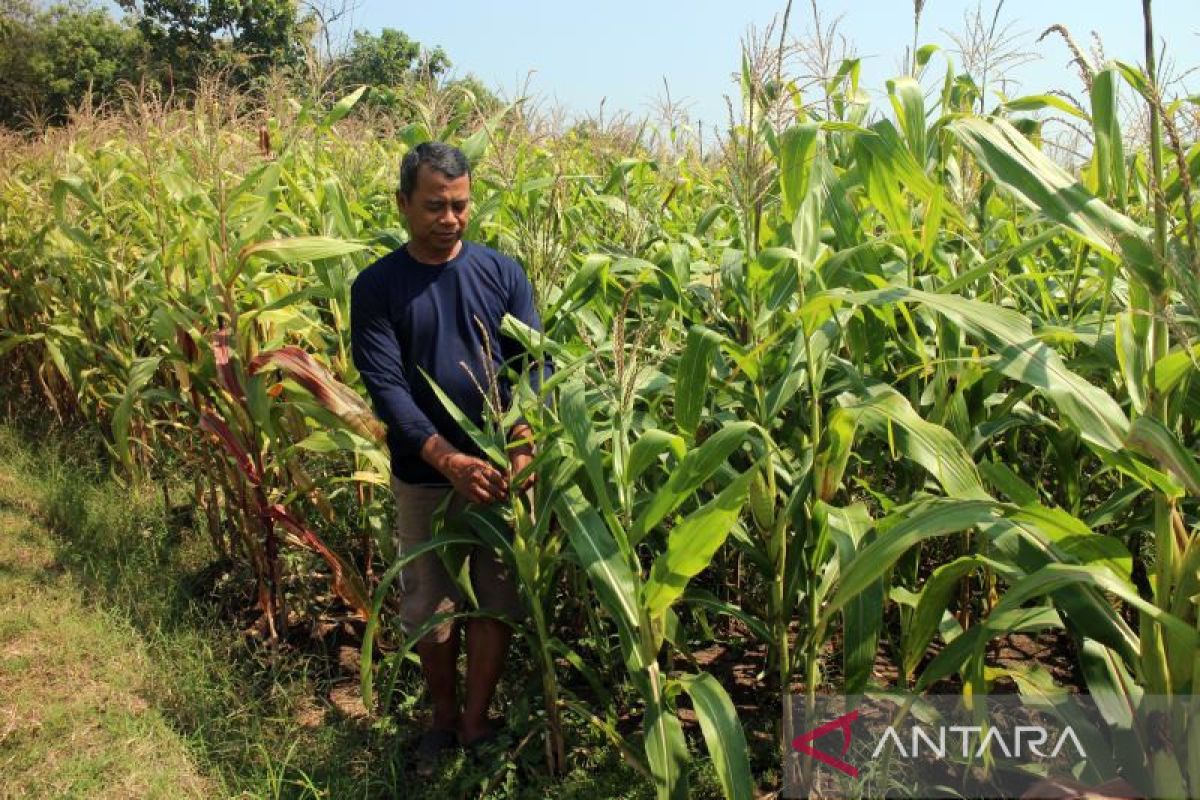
391, 477, 524, 644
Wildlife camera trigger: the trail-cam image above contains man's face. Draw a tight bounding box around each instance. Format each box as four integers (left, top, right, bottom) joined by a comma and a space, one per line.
397, 164, 471, 258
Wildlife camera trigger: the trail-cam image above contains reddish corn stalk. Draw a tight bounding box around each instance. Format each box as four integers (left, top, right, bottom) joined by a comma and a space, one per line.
266, 503, 370, 620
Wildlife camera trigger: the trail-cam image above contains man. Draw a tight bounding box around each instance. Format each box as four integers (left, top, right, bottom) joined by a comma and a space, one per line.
349, 141, 544, 772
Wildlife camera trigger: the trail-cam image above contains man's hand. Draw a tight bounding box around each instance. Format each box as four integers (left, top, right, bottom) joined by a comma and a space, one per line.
421, 434, 507, 504
508, 424, 536, 494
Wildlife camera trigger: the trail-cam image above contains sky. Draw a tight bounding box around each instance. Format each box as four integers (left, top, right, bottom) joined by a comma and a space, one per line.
333, 0, 1200, 129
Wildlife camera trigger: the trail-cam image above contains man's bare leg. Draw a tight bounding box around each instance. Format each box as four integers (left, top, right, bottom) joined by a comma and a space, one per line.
416, 628, 460, 732
460, 617, 511, 743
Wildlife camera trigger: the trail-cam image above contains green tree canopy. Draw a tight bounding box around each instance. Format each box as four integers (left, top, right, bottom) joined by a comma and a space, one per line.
0, 1, 499, 131
0, 0, 141, 125
116, 0, 303, 87
331, 27, 500, 123
334, 27, 449, 89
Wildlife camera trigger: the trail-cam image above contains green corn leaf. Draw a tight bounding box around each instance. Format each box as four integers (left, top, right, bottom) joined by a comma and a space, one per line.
823, 498, 999, 627
1090, 66, 1127, 204
418, 366, 507, 466
1002, 94, 1088, 120
631, 421, 757, 545
320, 85, 368, 130
293, 430, 391, 481
840, 287, 1130, 452
1112, 60, 1151, 102
936, 228, 1062, 295
674, 325, 722, 438
989, 564, 1194, 657
561, 382, 619, 522
42, 336, 73, 389
362, 603, 487, 712
948, 116, 1159, 293
51, 175, 103, 222
360, 532, 486, 705
1125, 416, 1200, 496
627, 429, 687, 485
838, 382, 984, 498
681, 588, 772, 643
238, 235, 369, 265
0, 333, 42, 357
1115, 312, 1148, 414
979, 460, 1039, 505
822, 502, 882, 695
888, 76, 927, 162
112, 356, 161, 473
916, 606, 1063, 690
554, 485, 640, 640
457, 102, 513, 165
859, 118, 943, 204
903, 555, 1020, 677
500, 314, 569, 363
675, 673, 754, 800
1006, 503, 1133, 580
643, 697, 690, 800
1151, 343, 1200, 397
643, 466, 755, 620
778, 123, 819, 221
233, 162, 283, 246
1078, 637, 1142, 729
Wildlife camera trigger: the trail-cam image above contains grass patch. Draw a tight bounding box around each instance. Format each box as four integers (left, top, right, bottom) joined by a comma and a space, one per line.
0, 423, 682, 798
0, 451, 210, 797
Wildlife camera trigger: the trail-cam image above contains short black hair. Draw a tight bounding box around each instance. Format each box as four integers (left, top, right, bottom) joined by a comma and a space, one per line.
398, 141, 471, 197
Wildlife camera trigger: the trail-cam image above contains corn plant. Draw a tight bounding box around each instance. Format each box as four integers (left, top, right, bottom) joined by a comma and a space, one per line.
4, 9, 1200, 793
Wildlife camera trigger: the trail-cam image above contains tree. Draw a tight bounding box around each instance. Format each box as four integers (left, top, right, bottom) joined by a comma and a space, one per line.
331, 27, 500, 124
334, 27, 449, 90
0, 1, 141, 127
0, 0, 37, 124
116, 0, 304, 87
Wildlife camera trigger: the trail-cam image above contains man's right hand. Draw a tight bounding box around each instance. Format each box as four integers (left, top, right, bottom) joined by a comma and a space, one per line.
420, 434, 507, 504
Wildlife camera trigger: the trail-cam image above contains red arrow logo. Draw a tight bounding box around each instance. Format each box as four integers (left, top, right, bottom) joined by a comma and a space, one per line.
791, 709, 860, 777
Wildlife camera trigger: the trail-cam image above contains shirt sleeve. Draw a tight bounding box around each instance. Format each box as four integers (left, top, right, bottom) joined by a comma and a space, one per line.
349, 271, 438, 456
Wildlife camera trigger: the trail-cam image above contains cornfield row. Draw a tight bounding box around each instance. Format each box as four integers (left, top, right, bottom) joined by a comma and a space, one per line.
3, 8, 1200, 796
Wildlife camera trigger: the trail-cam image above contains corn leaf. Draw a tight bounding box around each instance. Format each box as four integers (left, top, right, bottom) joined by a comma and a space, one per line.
841, 287, 1130, 452
674, 325, 721, 438
554, 485, 641, 642
1125, 416, 1200, 496
112, 356, 161, 472
675, 673, 753, 800
238, 235, 369, 265
643, 466, 755, 619
631, 421, 757, 545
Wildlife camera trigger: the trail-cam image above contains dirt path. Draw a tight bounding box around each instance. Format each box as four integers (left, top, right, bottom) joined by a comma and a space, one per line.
0, 462, 212, 799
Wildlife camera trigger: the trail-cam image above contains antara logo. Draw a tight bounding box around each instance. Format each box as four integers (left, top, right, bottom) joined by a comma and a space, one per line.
791, 710, 1087, 777
791, 710, 860, 778
870, 725, 1087, 760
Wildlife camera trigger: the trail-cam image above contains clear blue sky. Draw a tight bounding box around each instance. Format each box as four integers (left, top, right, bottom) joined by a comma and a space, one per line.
341, 0, 1199, 126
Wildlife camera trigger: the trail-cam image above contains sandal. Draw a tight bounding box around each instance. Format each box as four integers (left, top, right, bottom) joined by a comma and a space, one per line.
414, 728, 459, 776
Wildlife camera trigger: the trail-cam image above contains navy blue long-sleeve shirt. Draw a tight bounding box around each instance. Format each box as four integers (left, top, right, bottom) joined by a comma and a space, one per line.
349, 241, 547, 485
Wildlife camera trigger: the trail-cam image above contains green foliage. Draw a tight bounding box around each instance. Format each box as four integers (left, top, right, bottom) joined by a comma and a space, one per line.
3, 9, 1200, 795
116, 0, 303, 87
0, 1, 487, 131
331, 27, 500, 125
0, 0, 141, 125
334, 27, 448, 89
